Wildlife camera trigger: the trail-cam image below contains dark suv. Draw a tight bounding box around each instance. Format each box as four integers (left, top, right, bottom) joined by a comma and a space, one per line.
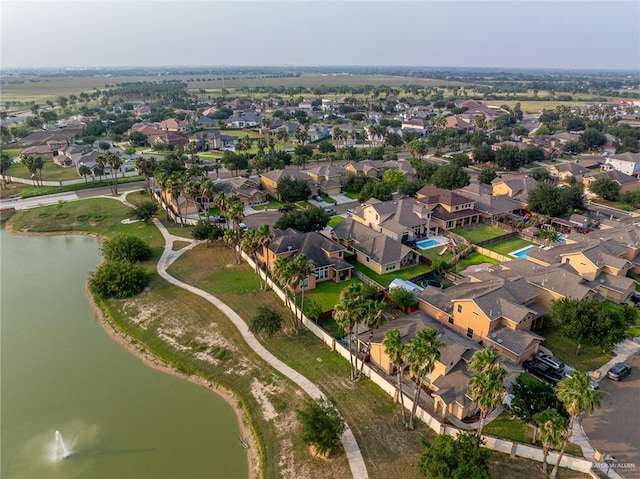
278, 206, 293, 213
523, 359, 564, 386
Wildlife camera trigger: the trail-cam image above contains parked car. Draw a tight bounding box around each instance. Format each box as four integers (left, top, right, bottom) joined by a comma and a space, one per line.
523, 359, 564, 386
209, 215, 226, 223
503, 393, 515, 411
607, 362, 631, 381
239, 223, 249, 232
535, 352, 565, 373
278, 205, 293, 213
314, 195, 323, 202
325, 208, 337, 216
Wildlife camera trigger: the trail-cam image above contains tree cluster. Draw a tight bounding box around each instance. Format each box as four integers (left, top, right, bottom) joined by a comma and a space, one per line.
275, 206, 330, 233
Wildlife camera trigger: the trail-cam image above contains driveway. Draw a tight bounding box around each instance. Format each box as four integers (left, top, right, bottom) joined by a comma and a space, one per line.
581, 353, 640, 478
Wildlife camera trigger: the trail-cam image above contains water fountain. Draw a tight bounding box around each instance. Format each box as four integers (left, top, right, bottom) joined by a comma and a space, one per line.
54, 430, 70, 460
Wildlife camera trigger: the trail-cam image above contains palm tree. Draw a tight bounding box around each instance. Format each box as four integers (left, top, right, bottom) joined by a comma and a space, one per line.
291, 253, 314, 323
256, 224, 273, 290
273, 256, 298, 328
383, 329, 408, 427
78, 164, 91, 183
535, 409, 568, 476
33, 156, 45, 186
467, 360, 507, 437
404, 327, 444, 430
199, 177, 216, 217
166, 175, 183, 225
21, 155, 39, 186
333, 298, 359, 379
552, 372, 601, 479
0, 154, 12, 189
358, 299, 387, 376
241, 228, 262, 286
468, 347, 501, 374
104, 151, 122, 194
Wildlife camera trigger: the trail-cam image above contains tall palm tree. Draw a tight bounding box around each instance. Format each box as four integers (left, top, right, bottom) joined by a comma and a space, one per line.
241, 228, 262, 287
0, 154, 12, 189
166, 175, 183, 225
467, 361, 507, 437
104, 151, 122, 194
78, 164, 91, 183
273, 256, 298, 328
552, 372, 601, 479
256, 224, 273, 290
291, 254, 314, 324
358, 299, 387, 376
404, 327, 444, 430
333, 298, 359, 379
383, 329, 408, 427
33, 156, 45, 186
199, 177, 216, 217
534, 409, 568, 476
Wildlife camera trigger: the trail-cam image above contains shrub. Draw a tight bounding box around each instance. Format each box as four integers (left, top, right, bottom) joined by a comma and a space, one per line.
89, 260, 148, 298
296, 399, 345, 457
101, 233, 152, 263
249, 306, 283, 336
132, 200, 159, 223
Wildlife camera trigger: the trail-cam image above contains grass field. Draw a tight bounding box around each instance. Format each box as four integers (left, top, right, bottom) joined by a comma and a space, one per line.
7, 160, 81, 182
450, 224, 508, 243
454, 252, 501, 273
539, 324, 611, 373
486, 100, 588, 115
352, 261, 432, 288
484, 238, 536, 256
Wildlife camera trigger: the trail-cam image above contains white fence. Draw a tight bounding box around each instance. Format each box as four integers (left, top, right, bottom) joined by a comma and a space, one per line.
239, 250, 595, 475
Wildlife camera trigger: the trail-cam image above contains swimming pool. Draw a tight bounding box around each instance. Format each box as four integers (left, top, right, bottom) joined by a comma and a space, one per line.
510, 245, 534, 259
416, 239, 441, 250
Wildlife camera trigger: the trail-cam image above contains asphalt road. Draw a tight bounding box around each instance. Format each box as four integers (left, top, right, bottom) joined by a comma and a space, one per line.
581, 353, 640, 479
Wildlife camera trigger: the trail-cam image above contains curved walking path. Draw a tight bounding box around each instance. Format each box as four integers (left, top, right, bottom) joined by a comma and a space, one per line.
135, 211, 368, 479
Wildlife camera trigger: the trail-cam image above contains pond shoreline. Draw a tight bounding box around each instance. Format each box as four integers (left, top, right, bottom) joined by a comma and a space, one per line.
5, 224, 260, 479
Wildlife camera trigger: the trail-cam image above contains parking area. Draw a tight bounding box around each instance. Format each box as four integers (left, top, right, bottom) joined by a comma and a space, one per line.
581, 353, 640, 479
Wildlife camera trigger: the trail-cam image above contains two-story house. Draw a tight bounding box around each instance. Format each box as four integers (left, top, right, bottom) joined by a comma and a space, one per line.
417, 276, 546, 363
491, 174, 538, 209
214, 177, 268, 207
602, 152, 640, 177
416, 185, 479, 230
260, 168, 315, 199
305, 165, 348, 196
256, 229, 353, 292
350, 197, 434, 242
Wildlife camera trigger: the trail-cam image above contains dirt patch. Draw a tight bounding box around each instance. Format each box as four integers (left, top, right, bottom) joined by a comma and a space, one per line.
251, 378, 279, 421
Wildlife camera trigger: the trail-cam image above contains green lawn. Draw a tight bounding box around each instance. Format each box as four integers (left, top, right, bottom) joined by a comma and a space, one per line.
0, 175, 144, 199
303, 277, 363, 313
7, 198, 164, 260
328, 216, 346, 228
321, 196, 337, 204
343, 190, 359, 200
450, 225, 508, 244
352, 261, 432, 288
485, 238, 536, 256
2, 148, 21, 158
454, 252, 500, 273
539, 324, 612, 373
590, 198, 634, 212
418, 245, 454, 263
250, 196, 287, 211
8, 160, 82, 182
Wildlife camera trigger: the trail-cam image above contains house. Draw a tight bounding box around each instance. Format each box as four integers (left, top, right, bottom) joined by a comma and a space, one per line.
457, 183, 523, 219
417, 276, 546, 363
416, 185, 480, 230
195, 116, 219, 128
584, 170, 640, 194
491, 174, 538, 208
133, 104, 152, 118
331, 218, 419, 275
147, 131, 189, 147
214, 177, 268, 206
19, 144, 56, 160
321, 99, 337, 112
306, 124, 331, 142
349, 197, 435, 242
20, 129, 76, 149
55, 144, 93, 167
255, 229, 353, 292
159, 118, 190, 132
226, 111, 262, 128
297, 99, 314, 110
602, 152, 640, 177
359, 310, 482, 420
526, 236, 637, 303
260, 168, 314, 199
444, 115, 474, 131
345, 160, 386, 180
521, 136, 561, 157
546, 162, 591, 183
193, 130, 238, 151
305, 165, 347, 195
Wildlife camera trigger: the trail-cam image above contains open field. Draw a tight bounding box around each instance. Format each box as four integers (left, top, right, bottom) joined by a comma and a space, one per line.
7, 160, 82, 182
486, 100, 588, 115
2, 73, 472, 104
451, 224, 508, 243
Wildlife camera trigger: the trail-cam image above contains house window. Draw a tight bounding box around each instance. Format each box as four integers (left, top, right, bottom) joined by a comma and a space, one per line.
366, 256, 370, 262
300, 278, 309, 289
466, 327, 474, 339
385, 263, 396, 271
457, 304, 462, 313
316, 266, 329, 280
448, 317, 454, 325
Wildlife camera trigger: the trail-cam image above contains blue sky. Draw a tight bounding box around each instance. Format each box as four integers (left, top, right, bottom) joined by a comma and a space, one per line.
2, 1, 639, 69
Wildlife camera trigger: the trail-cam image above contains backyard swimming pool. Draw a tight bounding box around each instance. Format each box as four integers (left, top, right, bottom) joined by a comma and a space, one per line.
510, 245, 534, 259
416, 237, 448, 250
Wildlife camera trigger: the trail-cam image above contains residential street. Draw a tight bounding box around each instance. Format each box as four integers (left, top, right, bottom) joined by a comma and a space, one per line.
581, 353, 640, 479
